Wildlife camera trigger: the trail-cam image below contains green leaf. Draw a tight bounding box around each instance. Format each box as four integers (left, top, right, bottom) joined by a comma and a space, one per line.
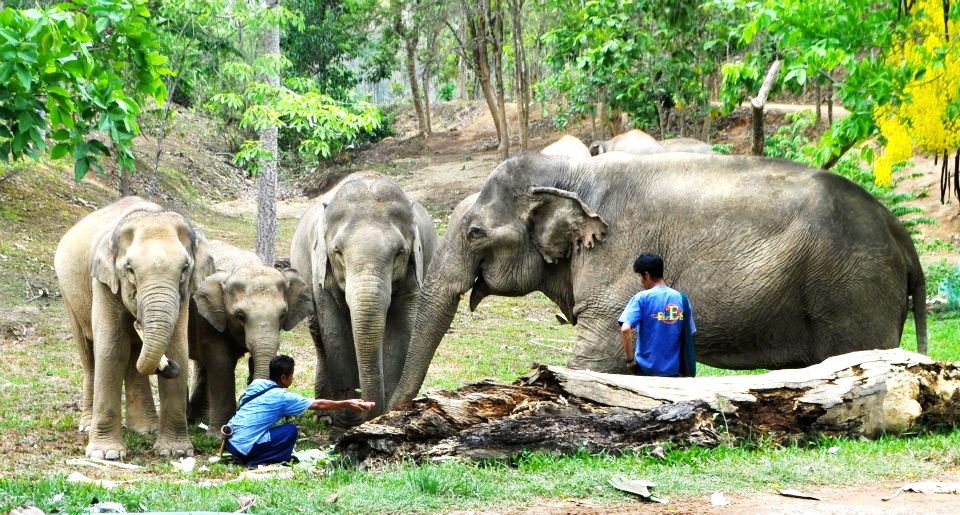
51, 142, 69, 160
73, 13, 87, 33
74, 156, 89, 181
15, 65, 32, 90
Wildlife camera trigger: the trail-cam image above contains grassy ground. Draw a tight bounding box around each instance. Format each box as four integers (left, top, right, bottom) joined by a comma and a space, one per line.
2, 159, 960, 513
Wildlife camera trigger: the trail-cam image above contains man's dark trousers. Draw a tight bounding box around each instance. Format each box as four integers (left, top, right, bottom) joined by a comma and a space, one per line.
225, 422, 298, 467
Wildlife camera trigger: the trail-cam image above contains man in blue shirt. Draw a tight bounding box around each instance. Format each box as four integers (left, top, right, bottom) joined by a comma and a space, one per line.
224, 355, 374, 467
618, 253, 697, 377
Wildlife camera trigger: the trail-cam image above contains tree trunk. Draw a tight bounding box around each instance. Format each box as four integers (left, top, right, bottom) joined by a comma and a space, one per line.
256, 0, 280, 266
457, 53, 467, 100
340, 349, 960, 464
827, 82, 834, 125
815, 81, 822, 127
490, 0, 509, 159
750, 59, 782, 156
509, 0, 529, 151
402, 34, 428, 137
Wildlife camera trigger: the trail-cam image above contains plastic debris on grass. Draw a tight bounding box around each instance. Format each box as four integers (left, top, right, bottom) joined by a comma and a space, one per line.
170, 456, 196, 474
83, 500, 127, 513
777, 489, 822, 501
883, 481, 960, 500
608, 476, 668, 504
710, 492, 729, 507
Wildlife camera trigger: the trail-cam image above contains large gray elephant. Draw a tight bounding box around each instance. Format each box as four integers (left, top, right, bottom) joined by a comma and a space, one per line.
187, 240, 312, 435
541, 135, 591, 158
589, 129, 665, 155
389, 152, 927, 407
290, 173, 439, 423
55, 197, 214, 459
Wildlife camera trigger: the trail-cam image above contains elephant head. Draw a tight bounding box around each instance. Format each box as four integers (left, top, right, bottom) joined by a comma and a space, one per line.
316, 177, 427, 417
92, 210, 214, 378
390, 156, 607, 407
193, 266, 312, 379
589, 129, 665, 156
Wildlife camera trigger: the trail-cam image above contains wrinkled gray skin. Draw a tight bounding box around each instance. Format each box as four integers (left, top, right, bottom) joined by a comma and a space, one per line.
389, 152, 927, 407
54, 197, 214, 459
541, 135, 592, 159
589, 129, 665, 156
187, 240, 313, 436
660, 137, 716, 154
290, 173, 439, 424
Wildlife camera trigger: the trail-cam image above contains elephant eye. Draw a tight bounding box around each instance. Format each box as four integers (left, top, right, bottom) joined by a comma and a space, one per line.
125, 265, 136, 283
235, 310, 246, 322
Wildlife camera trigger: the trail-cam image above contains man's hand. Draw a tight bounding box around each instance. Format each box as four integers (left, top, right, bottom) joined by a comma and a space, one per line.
310, 398, 376, 412
626, 360, 641, 374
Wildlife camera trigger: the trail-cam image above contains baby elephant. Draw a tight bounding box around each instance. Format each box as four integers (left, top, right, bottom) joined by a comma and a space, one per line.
589, 129, 665, 155
188, 240, 312, 435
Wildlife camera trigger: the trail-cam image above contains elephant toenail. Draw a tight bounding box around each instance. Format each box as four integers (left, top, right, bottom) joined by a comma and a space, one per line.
105, 450, 119, 460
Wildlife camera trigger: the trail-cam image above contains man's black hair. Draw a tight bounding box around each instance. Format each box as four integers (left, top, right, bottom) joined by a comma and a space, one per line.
269, 355, 295, 382
633, 252, 664, 279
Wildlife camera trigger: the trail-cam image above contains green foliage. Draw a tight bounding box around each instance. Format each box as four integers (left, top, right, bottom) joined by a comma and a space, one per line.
0, 0, 169, 178
438, 82, 456, 102
541, 0, 745, 132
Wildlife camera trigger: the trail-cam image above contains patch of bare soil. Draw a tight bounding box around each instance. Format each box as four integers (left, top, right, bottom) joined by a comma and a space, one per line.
452, 474, 960, 515
898, 155, 960, 263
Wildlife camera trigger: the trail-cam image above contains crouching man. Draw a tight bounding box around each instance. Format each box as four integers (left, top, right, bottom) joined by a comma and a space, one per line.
224, 355, 374, 467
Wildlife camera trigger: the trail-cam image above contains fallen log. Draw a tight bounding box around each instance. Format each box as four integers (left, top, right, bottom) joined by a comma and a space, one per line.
336, 349, 960, 464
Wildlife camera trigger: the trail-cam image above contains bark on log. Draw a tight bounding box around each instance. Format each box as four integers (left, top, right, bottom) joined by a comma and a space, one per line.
336, 350, 960, 465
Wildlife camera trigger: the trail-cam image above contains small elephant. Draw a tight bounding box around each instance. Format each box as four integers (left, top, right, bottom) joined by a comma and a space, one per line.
589, 129, 665, 156
55, 197, 214, 459
660, 137, 716, 154
389, 152, 927, 408
290, 172, 439, 424
541, 135, 592, 159
187, 240, 312, 435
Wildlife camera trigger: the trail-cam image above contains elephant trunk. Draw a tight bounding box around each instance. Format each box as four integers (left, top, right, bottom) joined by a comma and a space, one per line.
246, 328, 280, 382
136, 285, 181, 377
389, 238, 473, 409
345, 269, 391, 418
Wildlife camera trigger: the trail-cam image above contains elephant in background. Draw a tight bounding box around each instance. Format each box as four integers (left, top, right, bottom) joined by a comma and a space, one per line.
187, 240, 312, 435
389, 152, 926, 407
290, 172, 439, 424
541, 135, 592, 159
55, 197, 214, 459
660, 137, 716, 154
589, 129, 665, 155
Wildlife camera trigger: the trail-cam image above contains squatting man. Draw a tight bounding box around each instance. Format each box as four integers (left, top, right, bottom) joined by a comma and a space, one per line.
223, 355, 374, 467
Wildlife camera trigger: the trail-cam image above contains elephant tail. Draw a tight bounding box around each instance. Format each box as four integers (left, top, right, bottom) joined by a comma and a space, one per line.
911, 269, 928, 355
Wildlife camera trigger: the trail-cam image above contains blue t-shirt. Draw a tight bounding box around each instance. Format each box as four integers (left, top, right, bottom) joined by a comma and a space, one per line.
226, 379, 312, 455
618, 285, 696, 377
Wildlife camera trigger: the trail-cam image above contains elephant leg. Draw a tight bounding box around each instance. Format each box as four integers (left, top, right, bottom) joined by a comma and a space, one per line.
204, 335, 241, 437
64, 298, 94, 433
308, 315, 331, 400
383, 292, 416, 400
124, 336, 158, 434
88, 302, 131, 460
187, 360, 209, 423
153, 306, 193, 458
569, 306, 631, 375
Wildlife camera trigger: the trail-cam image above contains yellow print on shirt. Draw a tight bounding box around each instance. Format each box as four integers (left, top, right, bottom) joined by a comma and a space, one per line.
652, 303, 683, 325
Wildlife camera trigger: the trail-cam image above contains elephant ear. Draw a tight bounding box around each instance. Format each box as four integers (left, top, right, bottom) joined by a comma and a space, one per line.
310, 224, 329, 291
189, 230, 216, 299
412, 223, 425, 289
193, 271, 230, 332
281, 268, 313, 331
527, 186, 608, 264
92, 232, 120, 294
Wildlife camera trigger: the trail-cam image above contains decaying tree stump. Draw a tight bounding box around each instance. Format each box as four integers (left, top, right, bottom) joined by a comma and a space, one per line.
336, 349, 960, 464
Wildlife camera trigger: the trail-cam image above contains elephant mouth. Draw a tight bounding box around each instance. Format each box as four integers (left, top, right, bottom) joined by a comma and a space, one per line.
469, 272, 491, 312
132, 320, 181, 379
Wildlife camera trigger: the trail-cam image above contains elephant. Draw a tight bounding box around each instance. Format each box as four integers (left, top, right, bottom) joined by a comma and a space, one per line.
388, 152, 927, 407
290, 172, 439, 424
54, 196, 214, 459
660, 137, 716, 154
187, 240, 312, 435
541, 135, 592, 159
589, 129, 665, 156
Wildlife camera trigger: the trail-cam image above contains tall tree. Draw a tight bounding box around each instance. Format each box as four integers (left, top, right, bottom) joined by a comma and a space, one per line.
456, 0, 509, 159
257, 0, 281, 265
394, 3, 429, 137
508, 0, 530, 150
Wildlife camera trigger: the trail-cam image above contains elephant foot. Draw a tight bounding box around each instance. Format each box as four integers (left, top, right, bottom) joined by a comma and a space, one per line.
86, 441, 127, 461
78, 414, 92, 433
154, 437, 194, 458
